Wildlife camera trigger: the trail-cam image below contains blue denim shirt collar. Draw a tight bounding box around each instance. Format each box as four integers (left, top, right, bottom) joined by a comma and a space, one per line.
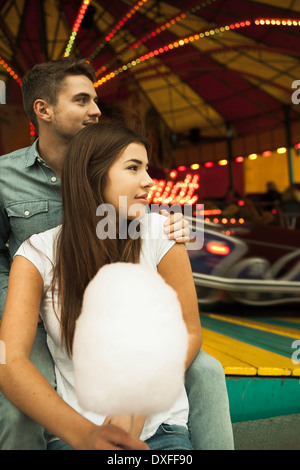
25, 138, 43, 168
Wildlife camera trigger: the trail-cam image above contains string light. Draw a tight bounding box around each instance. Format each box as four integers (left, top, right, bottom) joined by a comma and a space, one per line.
93, 25, 231, 85
94, 21, 253, 86
196, 209, 221, 216
167, 144, 295, 183
163, 143, 292, 217
63, 0, 91, 57
89, 0, 149, 62
0, 56, 35, 138
128, 11, 187, 51
94, 17, 300, 88
105, 0, 148, 43
5, 13, 300, 149
255, 18, 300, 26
29, 122, 36, 142
96, 0, 218, 74
0, 56, 22, 85
29, 122, 35, 137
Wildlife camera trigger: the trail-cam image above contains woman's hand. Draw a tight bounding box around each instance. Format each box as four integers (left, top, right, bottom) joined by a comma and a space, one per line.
0, 256, 149, 452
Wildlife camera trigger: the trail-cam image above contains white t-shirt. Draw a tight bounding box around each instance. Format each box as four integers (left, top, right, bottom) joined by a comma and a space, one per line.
15, 213, 189, 442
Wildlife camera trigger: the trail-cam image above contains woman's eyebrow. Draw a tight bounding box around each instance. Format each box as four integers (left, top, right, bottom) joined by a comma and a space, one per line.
124, 158, 143, 165
125, 159, 149, 169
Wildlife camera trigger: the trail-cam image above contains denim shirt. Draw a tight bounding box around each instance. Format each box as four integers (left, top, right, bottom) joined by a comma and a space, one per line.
0, 140, 62, 316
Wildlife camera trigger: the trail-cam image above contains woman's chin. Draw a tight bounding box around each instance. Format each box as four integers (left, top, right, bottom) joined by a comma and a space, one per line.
127, 204, 147, 220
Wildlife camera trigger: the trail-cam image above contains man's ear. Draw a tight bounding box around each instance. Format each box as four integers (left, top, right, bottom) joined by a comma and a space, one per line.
33, 99, 52, 124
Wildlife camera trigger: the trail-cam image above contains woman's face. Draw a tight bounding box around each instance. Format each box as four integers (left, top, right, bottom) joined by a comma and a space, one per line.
103, 142, 154, 219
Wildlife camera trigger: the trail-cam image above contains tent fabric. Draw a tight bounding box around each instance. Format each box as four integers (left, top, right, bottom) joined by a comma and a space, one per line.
1, 0, 300, 163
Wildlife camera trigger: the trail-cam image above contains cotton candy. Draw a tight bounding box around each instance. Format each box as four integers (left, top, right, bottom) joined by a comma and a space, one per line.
73, 262, 188, 416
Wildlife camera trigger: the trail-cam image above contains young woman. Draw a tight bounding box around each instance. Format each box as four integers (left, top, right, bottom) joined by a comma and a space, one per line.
0, 120, 202, 450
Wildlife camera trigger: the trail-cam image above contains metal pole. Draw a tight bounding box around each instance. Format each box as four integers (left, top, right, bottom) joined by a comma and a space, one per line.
226, 122, 234, 188
284, 105, 294, 184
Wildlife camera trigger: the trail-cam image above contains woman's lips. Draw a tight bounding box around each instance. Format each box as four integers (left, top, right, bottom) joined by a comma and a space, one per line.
135, 195, 149, 203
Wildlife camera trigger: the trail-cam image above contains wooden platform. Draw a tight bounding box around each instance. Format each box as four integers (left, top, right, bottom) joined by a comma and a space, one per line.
201, 313, 300, 421
201, 313, 300, 377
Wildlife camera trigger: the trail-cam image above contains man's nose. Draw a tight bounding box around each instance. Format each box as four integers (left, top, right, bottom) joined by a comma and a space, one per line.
89, 100, 101, 117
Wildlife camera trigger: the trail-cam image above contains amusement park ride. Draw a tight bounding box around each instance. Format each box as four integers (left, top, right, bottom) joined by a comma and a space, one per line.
189, 221, 300, 309
147, 170, 300, 309
0, 0, 300, 448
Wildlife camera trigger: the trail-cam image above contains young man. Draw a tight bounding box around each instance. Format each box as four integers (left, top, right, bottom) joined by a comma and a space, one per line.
0, 59, 233, 450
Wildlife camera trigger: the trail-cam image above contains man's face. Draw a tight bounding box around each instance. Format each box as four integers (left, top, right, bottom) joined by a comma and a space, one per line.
51, 74, 101, 140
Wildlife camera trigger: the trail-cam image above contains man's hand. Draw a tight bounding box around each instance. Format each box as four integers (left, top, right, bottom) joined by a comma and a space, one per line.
160, 209, 190, 243
83, 422, 149, 450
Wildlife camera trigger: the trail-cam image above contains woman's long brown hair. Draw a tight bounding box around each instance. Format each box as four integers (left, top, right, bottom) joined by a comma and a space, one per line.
52, 120, 151, 355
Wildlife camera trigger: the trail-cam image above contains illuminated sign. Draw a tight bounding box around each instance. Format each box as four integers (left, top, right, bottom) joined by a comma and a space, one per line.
148, 174, 199, 205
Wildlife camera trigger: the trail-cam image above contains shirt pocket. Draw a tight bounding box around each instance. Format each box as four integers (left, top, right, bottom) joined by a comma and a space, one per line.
6, 199, 50, 241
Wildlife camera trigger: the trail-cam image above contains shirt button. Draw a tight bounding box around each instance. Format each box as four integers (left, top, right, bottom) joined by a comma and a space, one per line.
51, 176, 57, 183
24, 210, 30, 216
37, 158, 41, 163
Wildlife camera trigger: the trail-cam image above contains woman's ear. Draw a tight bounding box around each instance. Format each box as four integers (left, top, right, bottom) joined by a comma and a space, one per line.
33, 99, 52, 124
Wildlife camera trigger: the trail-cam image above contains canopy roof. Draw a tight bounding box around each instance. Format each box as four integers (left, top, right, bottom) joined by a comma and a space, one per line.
1, 0, 300, 162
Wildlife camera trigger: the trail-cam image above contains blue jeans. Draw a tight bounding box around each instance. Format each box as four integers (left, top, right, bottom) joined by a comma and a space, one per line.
0, 326, 233, 450
47, 439, 73, 450
0, 324, 56, 450
185, 349, 234, 449
146, 424, 193, 450
47, 424, 193, 451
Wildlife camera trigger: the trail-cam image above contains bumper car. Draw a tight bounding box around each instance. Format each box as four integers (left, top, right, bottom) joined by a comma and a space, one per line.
187, 219, 300, 308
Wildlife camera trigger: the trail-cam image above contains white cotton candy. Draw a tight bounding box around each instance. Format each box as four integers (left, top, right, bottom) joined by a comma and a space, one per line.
73, 262, 188, 416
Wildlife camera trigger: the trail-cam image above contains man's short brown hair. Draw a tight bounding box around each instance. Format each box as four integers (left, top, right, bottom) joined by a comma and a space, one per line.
22, 58, 96, 131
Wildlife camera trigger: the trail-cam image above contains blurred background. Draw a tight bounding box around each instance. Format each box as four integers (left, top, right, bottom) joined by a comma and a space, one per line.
1, 0, 300, 448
